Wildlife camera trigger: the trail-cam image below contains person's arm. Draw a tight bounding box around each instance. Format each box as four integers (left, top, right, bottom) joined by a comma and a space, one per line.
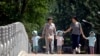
64, 26, 72, 33
94, 37, 96, 42
84, 37, 88, 40
62, 38, 64, 45
42, 24, 46, 38
53, 24, 57, 38
80, 24, 86, 38
31, 37, 33, 43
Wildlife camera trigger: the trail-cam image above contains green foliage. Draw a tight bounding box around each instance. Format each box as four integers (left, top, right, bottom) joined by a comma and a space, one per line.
0, 0, 49, 38
0, 1, 20, 25
49, 0, 100, 34
22, 0, 49, 38
0, 0, 100, 38
47, 0, 100, 50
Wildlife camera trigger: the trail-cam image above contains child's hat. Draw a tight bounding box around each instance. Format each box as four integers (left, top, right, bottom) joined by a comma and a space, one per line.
89, 31, 95, 36
56, 30, 63, 35
32, 30, 37, 35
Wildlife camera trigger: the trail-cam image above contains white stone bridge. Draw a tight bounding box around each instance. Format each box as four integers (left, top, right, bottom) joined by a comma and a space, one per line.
0, 22, 29, 56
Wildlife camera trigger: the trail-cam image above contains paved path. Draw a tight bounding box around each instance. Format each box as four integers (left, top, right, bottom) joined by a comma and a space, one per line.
26, 54, 100, 56
18, 51, 100, 56
20, 54, 100, 56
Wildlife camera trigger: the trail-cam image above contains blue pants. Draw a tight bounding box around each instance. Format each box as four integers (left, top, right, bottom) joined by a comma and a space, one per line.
71, 34, 80, 49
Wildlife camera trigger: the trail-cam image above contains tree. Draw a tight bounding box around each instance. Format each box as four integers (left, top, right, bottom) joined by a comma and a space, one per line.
0, 0, 49, 38
22, 0, 49, 38
48, 0, 100, 53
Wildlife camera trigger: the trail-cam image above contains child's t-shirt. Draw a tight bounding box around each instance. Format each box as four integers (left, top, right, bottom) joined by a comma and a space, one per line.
56, 36, 64, 46
32, 36, 40, 47
87, 36, 96, 47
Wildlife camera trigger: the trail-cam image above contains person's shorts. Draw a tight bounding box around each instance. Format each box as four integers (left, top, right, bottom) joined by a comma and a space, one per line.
33, 46, 39, 52
57, 46, 62, 51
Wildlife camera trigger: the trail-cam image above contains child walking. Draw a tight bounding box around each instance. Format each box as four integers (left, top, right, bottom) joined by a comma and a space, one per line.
84, 31, 96, 54
31, 30, 41, 54
56, 30, 64, 54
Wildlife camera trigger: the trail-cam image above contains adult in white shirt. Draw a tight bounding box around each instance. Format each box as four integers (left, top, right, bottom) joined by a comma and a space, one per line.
42, 17, 56, 54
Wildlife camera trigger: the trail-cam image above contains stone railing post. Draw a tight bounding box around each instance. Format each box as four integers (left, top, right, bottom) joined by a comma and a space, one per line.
0, 22, 29, 56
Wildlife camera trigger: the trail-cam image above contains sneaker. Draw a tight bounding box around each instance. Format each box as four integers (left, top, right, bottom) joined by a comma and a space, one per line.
51, 51, 54, 54
79, 44, 81, 47
77, 48, 81, 53
76, 47, 81, 53
73, 49, 76, 54
75, 47, 78, 52
46, 51, 50, 54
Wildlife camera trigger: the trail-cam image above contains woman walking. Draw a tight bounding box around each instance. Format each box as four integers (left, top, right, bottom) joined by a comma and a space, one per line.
42, 17, 56, 54
64, 17, 85, 54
